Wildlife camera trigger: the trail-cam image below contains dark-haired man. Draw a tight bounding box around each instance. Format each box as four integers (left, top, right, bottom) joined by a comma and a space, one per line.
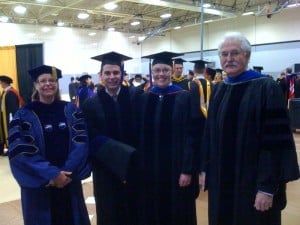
171, 58, 190, 90
82, 52, 140, 225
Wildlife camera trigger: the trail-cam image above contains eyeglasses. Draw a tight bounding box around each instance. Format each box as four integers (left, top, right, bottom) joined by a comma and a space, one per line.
37, 78, 57, 85
152, 68, 172, 74
219, 50, 243, 58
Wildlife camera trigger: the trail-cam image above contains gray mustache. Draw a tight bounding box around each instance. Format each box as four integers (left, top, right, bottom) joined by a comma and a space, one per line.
224, 62, 238, 67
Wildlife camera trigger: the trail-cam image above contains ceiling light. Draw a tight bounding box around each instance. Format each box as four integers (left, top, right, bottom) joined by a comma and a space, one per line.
107, 27, 115, 32
0, 16, 9, 23
36, 0, 48, 3
138, 36, 146, 41
88, 32, 96, 36
203, 3, 211, 8
57, 21, 64, 26
287, 3, 299, 8
14, 5, 27, 14
104, 3, 118, 10
242, 12, 254, 16
204, 20, 213, 23
41, 27, 50, 32
160, 13, 171, 19
77, 12, 89, 19
174, 26, 181, 30
129, 35, 136, 39
131, 21, 140, 26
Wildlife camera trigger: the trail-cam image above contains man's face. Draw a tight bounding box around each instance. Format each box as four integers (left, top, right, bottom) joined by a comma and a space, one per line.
152, 63, 172, 88
219, 40, 250, 77
100, 64, 121, 93
173, 64, 183, 77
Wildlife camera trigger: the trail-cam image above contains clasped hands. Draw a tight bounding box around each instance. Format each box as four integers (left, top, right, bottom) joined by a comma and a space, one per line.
48, 171, 72, 188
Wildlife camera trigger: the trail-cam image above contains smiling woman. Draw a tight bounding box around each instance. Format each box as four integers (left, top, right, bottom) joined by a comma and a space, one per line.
29, 65, 61, 103
8, 64, 91, 225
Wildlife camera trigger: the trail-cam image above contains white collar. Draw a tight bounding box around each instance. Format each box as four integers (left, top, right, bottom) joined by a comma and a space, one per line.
4, 86, 12, 92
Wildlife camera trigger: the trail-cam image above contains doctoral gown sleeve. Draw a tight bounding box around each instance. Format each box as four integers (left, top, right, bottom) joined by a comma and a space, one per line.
8, 109, 61, 188
180, 91, 199, 174
257, 80, 299, 194
60, 103, 91, 180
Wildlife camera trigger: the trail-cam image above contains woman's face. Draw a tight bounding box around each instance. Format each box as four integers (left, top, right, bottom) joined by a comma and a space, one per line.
34, 73, 58, 100
152, 63, 172, 88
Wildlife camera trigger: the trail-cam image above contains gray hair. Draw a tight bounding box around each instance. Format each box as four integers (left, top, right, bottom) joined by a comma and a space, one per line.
218, 32, 252, 54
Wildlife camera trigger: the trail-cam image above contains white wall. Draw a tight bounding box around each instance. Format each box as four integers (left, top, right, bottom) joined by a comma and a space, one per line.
0, 23, 141, 75
140, 7, 300, 75
140, 7, 300, 53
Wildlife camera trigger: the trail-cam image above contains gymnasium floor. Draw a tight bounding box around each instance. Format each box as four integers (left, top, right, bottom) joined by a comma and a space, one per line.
0, 134, 299, 225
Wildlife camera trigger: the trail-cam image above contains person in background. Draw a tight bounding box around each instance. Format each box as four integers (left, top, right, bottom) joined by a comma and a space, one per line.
68, 76, 79, 103
130, 74, 145, 88
189, 59, 211, 119
8, 65, 91, 225
201, 32, 299, 225
76, 73, 94, 108
82, 52, 141, 225
137, 51, 201, 225
204, 67, 216, 83
122, 71, 131, 87
0, 75, 23, 156
187, 70, 194, 81
285, 67, 298, 107
212, 69, 223, 84
171, 58, 190, 90
276, 72, 288, 103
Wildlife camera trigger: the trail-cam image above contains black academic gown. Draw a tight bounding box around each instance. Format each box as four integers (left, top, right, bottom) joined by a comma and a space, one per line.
276, 77, 288, 103
202, 75, 299, 225
82, 85, 140, 225
136, 86, 199, 225
188, 78, 209, 172
171, 76, 190, 90
0, 88, 20, 153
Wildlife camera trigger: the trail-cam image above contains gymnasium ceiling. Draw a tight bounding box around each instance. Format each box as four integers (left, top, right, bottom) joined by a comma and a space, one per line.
0, 0, 298, 37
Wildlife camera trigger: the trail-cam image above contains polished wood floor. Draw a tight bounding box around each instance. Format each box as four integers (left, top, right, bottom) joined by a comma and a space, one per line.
1, 133, 300, 225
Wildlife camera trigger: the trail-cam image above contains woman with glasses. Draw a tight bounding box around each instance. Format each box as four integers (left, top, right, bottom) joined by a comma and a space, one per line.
136, 52, 202, 225
8, 65, 91, 225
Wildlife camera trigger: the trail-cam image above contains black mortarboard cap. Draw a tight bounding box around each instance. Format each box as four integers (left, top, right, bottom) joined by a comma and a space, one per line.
206, 67, 216, 77
28, 65, 62, 81
0, 75, 13, 84
216, 68, 223, 73
135, 74, 142, 79
142, 51, 183, 67
188, 70, 194, 76
79, 74, 92, 82
190, 59, 209, 70
173, 58, 186, 65
253, 66, 264, 72
91, 51, 132, 68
